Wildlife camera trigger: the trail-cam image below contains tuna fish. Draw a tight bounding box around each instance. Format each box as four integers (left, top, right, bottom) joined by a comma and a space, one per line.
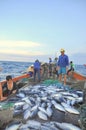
5, 121, 21, 130
54, 122, 81, 130
38, 111, 48, 120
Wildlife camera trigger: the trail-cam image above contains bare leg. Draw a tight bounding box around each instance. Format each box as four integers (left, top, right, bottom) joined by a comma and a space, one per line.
59, 74, 62, 82
64, 74, 67, 85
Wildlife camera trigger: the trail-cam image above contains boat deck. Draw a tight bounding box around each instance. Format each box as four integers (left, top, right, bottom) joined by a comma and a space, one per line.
0, 73, 86, 129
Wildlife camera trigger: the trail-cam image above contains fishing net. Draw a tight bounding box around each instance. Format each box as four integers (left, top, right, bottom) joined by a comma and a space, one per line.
0, 102, 14, 110
42, 79, 59, 86
42, 79, 72, 91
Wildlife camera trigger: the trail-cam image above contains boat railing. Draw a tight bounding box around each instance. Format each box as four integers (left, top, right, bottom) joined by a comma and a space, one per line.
0, 73, 30, 86
72, 71, 86, 81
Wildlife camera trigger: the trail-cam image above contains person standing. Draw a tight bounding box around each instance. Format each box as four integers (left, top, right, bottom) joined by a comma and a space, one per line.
48, 58, 53, 77
49, 57, 52, 63
57, 49, 69, 85
41, 63, 48, 79
33, 59, 41, 82
53, 57, 59, 78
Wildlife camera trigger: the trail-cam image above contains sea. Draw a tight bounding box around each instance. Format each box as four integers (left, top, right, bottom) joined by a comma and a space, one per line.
0, 60, 86, 81
0, 61, 33, 81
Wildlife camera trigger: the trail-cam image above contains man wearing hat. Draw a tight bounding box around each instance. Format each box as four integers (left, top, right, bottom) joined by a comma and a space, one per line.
27, 64, 34, 77
57, 49, 69, 85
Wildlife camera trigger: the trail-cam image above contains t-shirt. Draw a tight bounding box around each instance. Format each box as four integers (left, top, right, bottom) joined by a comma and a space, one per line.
2, 82, 18, 96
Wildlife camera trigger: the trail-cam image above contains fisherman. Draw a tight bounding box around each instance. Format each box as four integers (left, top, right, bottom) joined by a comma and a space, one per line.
49, 57, 52, 63
41, 62, 48, 79
67, 61, 74, 75
0, 75, 18, 101
27, 64, 34, 77
54, 57, 58, 65
57, 49, 69, 85
53, 57, 59, 79
33, 59, 41, 82
48, 57, 53, 77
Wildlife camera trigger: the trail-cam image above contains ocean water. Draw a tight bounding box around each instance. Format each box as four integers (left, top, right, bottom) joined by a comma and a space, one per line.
0, 61, 33, 81
0, 61, 86, 81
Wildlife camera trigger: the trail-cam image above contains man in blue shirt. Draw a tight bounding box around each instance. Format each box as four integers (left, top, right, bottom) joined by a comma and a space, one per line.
57, 49, 69, 85
33, 59, 41, 82
49, 57, 52, 63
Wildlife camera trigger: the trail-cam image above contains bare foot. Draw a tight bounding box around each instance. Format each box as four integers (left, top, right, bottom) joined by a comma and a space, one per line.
64, 83, 66, 86
0, 97, 7, 101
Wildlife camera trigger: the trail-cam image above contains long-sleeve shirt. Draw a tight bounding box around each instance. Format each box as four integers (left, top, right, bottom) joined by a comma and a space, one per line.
34, 61, 41, 70
57, 54, 69, 67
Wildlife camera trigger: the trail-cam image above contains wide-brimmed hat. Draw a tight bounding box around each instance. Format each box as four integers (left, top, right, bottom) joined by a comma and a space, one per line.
60, 48, 65, 52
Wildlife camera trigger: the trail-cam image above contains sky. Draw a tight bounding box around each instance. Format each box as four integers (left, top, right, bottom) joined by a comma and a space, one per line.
0, 0, 86, 64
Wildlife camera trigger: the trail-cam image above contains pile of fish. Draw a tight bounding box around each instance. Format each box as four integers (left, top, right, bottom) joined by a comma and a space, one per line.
0, 81, 83, 129
7, 82, 83, 121
5, 120, 81, 130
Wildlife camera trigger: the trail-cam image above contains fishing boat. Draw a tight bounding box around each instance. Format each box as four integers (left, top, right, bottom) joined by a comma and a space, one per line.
72, 71, 86, 81
0, 71, 86, 130
1, 71, 85, 85
0, 70, 86, 86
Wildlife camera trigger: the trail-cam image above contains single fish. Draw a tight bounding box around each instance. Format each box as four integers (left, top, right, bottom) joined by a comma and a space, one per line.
23, 109, 31, 120
38, 107, 47, 114
54, 122, 81, 130
5, 121, 21, 130
26, 120, 41, 129
52, 100, 65, 112
38, 111, 48, 120
64, 106, 79, 114
46, 106, 53, 117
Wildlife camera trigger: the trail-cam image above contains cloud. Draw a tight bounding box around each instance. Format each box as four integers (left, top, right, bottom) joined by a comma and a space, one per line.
0, 40, 41, 48
0, 40, 45, 56
0, 40, 50, 62
0, 50, 45, 56
0, 52, 50, 62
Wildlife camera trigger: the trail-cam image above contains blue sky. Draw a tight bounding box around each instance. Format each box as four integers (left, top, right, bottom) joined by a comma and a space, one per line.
0, 0, 86, 64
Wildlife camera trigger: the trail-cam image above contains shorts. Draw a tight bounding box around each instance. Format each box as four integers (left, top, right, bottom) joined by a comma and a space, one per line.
58, 67, 66, 74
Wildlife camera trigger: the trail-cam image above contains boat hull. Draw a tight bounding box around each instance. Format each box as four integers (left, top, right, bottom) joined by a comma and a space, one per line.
72, 71, 86, 81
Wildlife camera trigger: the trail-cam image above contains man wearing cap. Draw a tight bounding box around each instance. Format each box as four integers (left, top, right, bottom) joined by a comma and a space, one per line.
57, 49, 69, 85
